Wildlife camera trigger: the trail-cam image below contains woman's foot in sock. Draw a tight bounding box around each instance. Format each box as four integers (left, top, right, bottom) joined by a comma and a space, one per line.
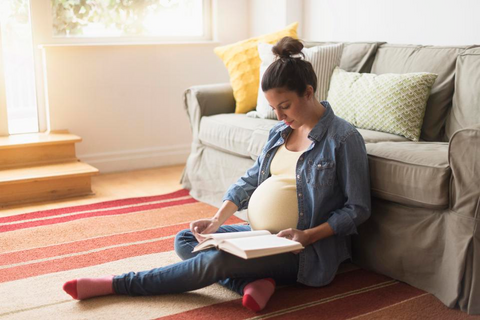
242, 278, 276, 312
63, 275, 115, 300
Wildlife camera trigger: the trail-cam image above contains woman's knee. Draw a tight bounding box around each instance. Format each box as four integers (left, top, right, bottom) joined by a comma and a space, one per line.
174, 229, 196, 259
202, 250, 238, 279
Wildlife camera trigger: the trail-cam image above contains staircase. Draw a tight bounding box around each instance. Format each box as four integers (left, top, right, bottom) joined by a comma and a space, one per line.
0, 131, 99, 207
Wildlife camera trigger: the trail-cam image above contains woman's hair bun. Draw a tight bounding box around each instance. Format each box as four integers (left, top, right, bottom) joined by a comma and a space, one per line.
262, 36, 317, 96
272, 37, 304, 60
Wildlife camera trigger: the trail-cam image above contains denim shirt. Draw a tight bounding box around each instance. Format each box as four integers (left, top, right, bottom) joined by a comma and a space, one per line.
223, 101, 371, 287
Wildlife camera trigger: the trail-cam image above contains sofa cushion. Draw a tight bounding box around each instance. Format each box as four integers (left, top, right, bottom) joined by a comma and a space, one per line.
366, 142, 450, 209
357, 129, 409, 143
201, 115, 412, 161
445, 47, 480, 139
199, 114, 277, 158
249, 128, 411, 160
248, 128, 271, 160
305, 41, 384, 73
371, 44, 469, 142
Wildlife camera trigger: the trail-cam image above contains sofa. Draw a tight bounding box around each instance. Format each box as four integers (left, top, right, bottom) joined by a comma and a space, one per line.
180, 41, 480, 315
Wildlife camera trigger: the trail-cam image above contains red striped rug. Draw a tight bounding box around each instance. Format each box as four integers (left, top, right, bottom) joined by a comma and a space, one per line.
0, 190, 473, 319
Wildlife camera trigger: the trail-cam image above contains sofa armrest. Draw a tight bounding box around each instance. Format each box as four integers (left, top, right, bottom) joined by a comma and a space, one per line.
183, 83, 235, 139
448, 124, 480, 217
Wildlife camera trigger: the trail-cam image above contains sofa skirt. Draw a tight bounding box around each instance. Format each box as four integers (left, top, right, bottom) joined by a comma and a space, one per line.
352, 198, 479, 314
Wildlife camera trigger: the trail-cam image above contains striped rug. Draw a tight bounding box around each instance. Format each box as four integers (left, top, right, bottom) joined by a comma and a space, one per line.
0, 189, 474, 319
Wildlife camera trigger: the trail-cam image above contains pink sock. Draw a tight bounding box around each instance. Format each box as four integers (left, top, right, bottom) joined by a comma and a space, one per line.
242, 278, 276, 312
63, 275, 115, 300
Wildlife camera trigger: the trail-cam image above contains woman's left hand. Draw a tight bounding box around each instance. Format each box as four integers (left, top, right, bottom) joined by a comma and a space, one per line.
277, 228, 311, 254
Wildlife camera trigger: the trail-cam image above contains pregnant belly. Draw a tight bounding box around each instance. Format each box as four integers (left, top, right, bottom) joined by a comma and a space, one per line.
247, 176, 299, 233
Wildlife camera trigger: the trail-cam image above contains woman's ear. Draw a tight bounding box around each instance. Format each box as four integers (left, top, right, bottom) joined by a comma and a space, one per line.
304, 85, 315, 100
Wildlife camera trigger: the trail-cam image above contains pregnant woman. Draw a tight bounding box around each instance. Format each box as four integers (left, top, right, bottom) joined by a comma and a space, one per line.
63, 36, 371, 312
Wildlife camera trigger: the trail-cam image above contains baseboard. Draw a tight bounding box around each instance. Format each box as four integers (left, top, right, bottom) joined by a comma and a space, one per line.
78, 144, 190, 173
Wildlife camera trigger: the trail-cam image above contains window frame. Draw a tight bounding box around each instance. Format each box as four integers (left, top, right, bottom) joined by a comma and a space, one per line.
0, 29, 9, 135
31, 0, 213, 46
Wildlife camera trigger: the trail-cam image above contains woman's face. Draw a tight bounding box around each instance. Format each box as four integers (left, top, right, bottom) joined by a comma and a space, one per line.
264, 87, 310, 129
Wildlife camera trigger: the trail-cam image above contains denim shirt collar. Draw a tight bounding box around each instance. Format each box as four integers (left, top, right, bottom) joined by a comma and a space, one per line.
275, 101, 335, 142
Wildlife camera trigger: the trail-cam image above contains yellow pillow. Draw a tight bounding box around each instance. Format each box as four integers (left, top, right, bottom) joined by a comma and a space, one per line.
214, 22, 298, 114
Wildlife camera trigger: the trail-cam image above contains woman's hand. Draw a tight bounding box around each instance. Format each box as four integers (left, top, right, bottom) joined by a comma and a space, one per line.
190, 218, 221, 243
277, 228, 311, 254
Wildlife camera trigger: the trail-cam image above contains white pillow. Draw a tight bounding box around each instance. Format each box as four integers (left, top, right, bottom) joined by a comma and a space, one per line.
247, 42, 344, 119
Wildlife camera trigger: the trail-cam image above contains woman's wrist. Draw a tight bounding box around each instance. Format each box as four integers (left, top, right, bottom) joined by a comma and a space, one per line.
304, 222, 335, 246
212, 200, 238, 225
211, 216, 222, 226
303, 229, 315, 246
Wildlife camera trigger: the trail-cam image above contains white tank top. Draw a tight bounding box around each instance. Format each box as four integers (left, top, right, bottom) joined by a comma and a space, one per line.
247, 143, 303, 233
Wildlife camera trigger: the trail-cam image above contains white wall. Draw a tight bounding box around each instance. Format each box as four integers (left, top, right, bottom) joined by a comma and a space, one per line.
249, 0, 304, 37
303, 0, 480, 45
43, 0, 249, 173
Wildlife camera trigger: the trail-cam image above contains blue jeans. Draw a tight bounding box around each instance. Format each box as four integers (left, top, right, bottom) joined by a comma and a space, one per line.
113, 224, 299, 296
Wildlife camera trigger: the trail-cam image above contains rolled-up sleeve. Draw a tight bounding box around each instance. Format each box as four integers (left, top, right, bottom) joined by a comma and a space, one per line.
327, 131, 371, 236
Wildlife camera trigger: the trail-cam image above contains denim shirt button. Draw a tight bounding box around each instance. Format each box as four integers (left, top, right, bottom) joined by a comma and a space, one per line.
299, 212, 304, 216
296, 174, 300, 179
261, 170, 265, 174
298, 193, 302, 197
266, 153, 270, 157
299, 157, 303, 161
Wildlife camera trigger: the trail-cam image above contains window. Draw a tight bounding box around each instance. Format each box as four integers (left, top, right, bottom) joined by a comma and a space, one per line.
51, 0, 211, 41
0, 0, 212, 134
0, 0, 212, 135
0, 0, 39, 134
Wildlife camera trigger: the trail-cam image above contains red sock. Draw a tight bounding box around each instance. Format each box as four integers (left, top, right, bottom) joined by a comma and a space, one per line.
242, 278, 276, 312
63, 275, 114, 300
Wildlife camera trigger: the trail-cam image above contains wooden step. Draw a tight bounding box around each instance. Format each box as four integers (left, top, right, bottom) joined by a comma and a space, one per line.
0, 161, 99, 206
0, 132, 82, 149
0, 161, 98, 184
0, 132, 81, 168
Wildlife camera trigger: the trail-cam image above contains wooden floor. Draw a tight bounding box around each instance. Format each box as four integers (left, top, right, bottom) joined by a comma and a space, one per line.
0, 164, 185, 218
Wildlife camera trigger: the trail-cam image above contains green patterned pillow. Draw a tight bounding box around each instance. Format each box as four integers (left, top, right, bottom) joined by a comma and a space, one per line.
327, 67, 438, 141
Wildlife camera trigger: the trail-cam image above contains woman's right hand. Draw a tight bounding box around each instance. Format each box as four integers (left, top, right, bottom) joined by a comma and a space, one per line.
190, 218, 221, 243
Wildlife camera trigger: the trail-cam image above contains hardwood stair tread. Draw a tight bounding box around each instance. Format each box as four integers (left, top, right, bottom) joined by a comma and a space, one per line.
0, 132, 82, 150
0, 161, 99, 184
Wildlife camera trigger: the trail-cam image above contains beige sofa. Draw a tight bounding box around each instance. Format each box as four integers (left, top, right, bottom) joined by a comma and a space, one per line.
181, 42, 480, 315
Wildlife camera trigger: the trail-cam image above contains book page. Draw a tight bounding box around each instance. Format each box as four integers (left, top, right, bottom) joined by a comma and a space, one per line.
201, 230, 271, 241
192, 230, 271, 253
192, 239, 216, 252
225, 234, 303, 252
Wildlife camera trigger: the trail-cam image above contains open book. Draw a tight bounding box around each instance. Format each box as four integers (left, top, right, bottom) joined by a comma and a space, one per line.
192, 230, 304, 259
